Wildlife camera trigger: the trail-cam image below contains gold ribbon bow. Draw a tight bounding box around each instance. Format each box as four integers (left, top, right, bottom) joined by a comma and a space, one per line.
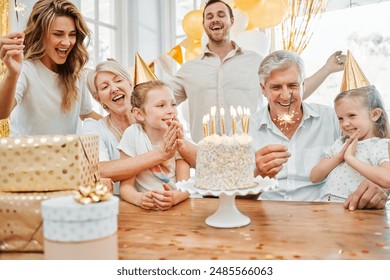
74, 182, 113, 205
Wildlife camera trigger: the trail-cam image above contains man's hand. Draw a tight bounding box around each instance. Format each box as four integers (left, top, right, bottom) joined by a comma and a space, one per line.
324, 51, 346, 74
254, 144, 291, 178
344, 180, 389, 210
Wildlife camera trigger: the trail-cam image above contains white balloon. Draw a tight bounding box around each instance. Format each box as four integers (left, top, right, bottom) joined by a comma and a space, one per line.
234, 30, 270, 57
231, 8, 249, 36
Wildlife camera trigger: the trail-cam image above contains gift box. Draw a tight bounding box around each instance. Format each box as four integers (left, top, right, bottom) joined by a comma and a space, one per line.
41, 195, 119, 260
0, 190, 76, 252
0, 134, 99, 192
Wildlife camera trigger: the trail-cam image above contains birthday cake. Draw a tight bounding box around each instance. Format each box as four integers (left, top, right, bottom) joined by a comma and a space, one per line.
195, 134, 256, 191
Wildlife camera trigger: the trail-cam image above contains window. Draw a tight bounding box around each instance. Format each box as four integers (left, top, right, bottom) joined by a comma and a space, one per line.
174, 0, 202, 45
80, 0, 119, 67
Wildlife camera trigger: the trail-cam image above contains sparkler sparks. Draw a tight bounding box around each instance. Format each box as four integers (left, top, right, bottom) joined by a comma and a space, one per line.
274, 92, 300, 132
15, 1, 27, 20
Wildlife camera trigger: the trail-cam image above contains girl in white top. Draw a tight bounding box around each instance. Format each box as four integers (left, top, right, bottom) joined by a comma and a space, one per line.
118, 81, 190, 210
311, 86, 390, 202
0, 0, 100, 136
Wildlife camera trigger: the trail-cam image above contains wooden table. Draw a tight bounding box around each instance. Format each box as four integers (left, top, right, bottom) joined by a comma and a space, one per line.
2, 198, 390, 260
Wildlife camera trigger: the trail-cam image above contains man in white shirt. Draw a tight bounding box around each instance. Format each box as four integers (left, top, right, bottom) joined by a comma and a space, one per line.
251, 50, 389, 210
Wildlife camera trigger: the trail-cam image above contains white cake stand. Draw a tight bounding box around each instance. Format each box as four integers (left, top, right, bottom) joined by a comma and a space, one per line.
176, 177, 278, 228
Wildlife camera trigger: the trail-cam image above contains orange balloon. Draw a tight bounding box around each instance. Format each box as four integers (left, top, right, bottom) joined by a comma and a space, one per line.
185, 41, 203, 61
247, 0, 288, 29
234, 0, 263, 11
182, 10, 203, 41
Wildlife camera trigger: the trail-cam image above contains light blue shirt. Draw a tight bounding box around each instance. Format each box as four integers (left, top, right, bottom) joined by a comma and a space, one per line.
249, 102, 341, 201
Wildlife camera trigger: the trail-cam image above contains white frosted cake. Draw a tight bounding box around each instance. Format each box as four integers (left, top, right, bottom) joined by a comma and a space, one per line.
195, 134, 256, 191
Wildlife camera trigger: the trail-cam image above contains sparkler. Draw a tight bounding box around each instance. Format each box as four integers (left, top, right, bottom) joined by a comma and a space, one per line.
274, 92, 300, 132
14, 1, 27, 31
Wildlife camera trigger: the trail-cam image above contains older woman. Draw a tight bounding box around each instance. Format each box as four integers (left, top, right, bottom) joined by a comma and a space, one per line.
82, 59, 196, 194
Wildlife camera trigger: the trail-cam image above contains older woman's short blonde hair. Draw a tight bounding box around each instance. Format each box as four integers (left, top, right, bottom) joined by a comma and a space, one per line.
86, 59, 133, 101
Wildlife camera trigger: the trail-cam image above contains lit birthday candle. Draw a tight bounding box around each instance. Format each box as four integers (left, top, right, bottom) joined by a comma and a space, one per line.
205, 113, 210, 136
202, 115, 207, 137
237, 106, 244, 133
220, 107, 226, 135
230, 106, 237, 135
244, 107, 251, 134
210, 106, 216, 134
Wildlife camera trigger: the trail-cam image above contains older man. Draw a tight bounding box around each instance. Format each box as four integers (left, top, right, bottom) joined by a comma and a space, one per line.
251, 50, 388, 210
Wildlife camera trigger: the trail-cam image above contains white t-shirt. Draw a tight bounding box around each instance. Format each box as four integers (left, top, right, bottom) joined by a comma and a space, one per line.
117, 124, 178, 193
81, 117, 120, 162
10, 59, 92, 136
81, 117, 121, 194
320, 137, 390, 200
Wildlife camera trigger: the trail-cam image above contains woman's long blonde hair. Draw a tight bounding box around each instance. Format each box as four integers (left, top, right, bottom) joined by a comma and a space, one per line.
24, 0, 91, 112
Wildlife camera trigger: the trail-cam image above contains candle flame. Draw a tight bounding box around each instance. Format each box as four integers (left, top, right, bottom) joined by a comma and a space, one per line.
230, 106, 237, 118
210, 106, 216, 117
237, 106, 243, 116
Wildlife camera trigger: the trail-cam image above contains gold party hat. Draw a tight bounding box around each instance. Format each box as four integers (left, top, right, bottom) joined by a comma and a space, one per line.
340, 50, 370, 92
134, 52, 158, 86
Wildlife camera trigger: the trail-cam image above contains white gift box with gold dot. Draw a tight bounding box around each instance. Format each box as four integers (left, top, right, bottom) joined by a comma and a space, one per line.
41, 195, 119, 260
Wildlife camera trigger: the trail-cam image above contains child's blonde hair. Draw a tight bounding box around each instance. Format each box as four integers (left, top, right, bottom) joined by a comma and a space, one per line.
334, 85, 389, 138
131, 80, 170, 110
131, 80, 172, 126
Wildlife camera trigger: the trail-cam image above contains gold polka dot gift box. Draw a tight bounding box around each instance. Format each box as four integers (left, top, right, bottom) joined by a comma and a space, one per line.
0, 190, 76, 252
41, 195, 119, 260
0, 135, 99, 192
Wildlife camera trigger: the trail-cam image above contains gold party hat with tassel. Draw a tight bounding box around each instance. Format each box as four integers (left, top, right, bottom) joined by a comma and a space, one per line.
340, 50, 370, 92
134, 52, 158, 86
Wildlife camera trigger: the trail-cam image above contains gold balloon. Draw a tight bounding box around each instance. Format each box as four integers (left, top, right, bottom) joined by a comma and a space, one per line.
234, 0, 263, 11
247, 0, 288, 29
185, 41, 203, 61
182, 10, 203, 41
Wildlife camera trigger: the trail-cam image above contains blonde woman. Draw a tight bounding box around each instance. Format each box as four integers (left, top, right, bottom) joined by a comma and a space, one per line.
0, 0, 100, 136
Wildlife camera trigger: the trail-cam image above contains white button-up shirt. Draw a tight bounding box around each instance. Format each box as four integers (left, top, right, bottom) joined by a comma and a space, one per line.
250, 102, 341, 201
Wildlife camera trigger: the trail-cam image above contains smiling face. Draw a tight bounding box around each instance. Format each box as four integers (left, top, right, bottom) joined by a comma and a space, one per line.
203, 1, 234, 44
135, 86, 177, 132
40, 16, 76, 72
261, 66, 304, 123
335, 96, 379, 140
95, 71, 133, 115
